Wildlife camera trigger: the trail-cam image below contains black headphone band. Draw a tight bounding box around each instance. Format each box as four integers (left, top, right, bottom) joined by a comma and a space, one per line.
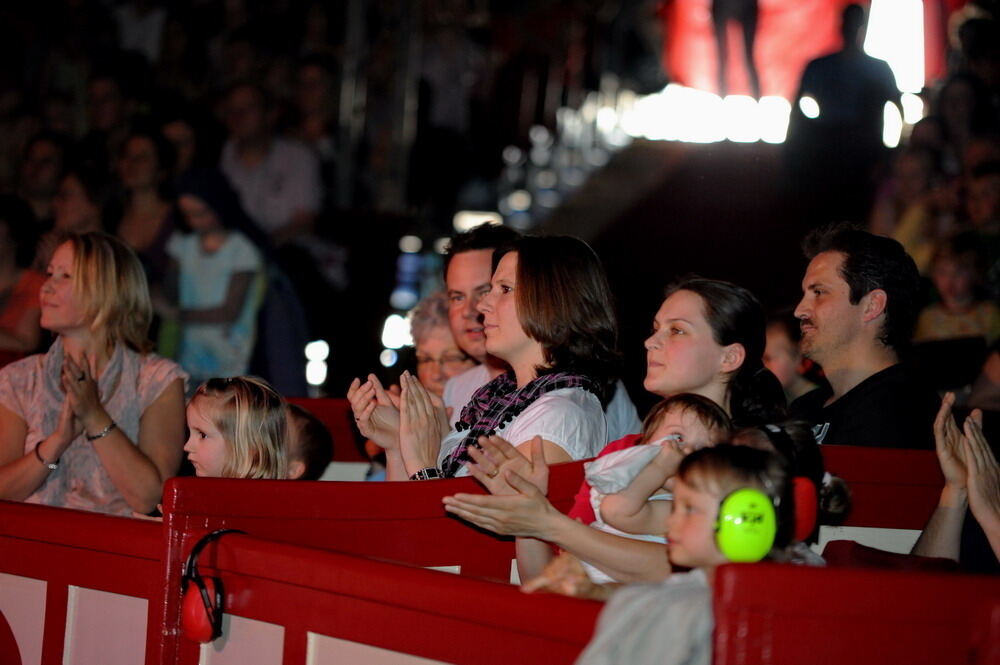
183, 528, 246, 581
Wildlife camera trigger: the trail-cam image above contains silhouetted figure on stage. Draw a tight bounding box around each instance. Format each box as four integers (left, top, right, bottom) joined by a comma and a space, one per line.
787, 3, 901, 225
712, 0, 760, 98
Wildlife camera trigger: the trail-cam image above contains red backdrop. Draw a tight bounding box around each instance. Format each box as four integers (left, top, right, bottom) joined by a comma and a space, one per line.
663, 0, 952, 99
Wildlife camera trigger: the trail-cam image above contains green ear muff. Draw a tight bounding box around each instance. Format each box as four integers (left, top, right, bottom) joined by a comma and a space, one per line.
715, 488, 777, 563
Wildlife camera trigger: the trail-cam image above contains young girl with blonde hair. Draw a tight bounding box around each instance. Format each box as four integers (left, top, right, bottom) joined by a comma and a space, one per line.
183, 376, 288, 479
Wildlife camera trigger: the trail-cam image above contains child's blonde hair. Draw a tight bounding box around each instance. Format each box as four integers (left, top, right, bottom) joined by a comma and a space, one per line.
637, 393, 732, 445
191, 376, 288, 479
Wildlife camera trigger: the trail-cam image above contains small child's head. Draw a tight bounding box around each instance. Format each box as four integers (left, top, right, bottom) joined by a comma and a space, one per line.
732, 421, 851, 541
286, 403, 334, 480
929, 232, 985, 309
763, 310, 805, 393
966, 160, 1000, 227
638, 393, 731, 455
184, 376, 288, 479
667, 445, 791, 570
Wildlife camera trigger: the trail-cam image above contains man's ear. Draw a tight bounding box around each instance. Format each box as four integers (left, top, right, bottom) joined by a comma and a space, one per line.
721, 343, 746, 374
861, 289, 888, 323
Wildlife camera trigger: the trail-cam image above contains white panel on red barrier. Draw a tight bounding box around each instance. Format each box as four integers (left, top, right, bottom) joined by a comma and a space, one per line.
0, 573, 46, 665
307, 634, 450, 665
63, 586, 147, 665
816, 526, 921, 555
201, 615, 284, 665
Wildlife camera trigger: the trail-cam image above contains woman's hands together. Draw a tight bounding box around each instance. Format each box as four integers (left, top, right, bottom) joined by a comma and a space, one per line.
398, 371, 449, 473
963, 412, 1000, 537
465, 435, 549, 496
348, 373, 401, 450
61, 353, 108, 438
933, 392, 970, 492
443, 461, 559, 539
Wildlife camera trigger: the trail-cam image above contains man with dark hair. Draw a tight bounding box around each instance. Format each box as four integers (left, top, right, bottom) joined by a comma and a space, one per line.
790, 224, 939, 448
441, 222, 525, 420
441, 223, 641, 440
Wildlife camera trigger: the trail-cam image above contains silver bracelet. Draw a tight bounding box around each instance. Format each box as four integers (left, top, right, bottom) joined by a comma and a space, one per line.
33, 441, 58, 471
86, 421, 118, 441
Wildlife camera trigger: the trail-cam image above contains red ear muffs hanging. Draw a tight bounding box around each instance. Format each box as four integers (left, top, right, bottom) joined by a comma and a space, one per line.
180, 529, 245, 643
792, 476, 818, 542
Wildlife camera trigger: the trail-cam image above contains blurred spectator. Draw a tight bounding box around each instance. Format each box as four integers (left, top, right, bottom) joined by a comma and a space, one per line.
153, 13, 210, 101
966, 160, 1000, 232
0, 196, 44, 358
219, 82, 321, 246
965, 160, 1000, 299
112, 127, 177, 287
935, 73, 996, 176
16, 132, 73, 229
158, 106, 224, 180
961, 132, 1000, 180
869, 147, 940, 272
79, 71, 134, 175
763, 309, 819, 403
289, 54, 338, 187
955, 15, 1000, 103
915, 232, 999, 345
160, 169, 265, 387
969, 345, 1000, 412
32, 166, 112, 270
114, 0, 167, 65
299, 2, 340, 58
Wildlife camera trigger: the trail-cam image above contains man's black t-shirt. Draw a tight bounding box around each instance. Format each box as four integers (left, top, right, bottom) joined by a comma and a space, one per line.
789, 364, 939, 449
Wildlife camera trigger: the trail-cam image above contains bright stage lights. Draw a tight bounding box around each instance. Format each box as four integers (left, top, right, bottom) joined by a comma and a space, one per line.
452, 210, 502, 232
883, 102, 903, 148
759, 96, 791, 144
798, 95, 820, 119
380, 314, 412, 349
865, 0, 924, 95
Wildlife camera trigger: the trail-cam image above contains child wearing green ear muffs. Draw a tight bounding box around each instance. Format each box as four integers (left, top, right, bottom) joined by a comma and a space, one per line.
575, 445, 809, 665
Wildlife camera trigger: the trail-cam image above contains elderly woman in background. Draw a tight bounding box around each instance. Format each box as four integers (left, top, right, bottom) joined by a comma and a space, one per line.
0, 232, 186, 516
410, 291, 475, 397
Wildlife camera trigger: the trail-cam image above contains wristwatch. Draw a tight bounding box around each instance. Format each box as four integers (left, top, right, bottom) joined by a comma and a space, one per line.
409, 467, 443, 481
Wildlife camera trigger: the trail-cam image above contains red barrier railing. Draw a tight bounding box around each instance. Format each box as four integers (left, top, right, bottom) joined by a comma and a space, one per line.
0, 501, 162, 665
714, 562, 1000, 665
160, 533, 601, 665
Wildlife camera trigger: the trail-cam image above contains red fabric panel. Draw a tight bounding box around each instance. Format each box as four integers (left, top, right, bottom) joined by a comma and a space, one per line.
172, 534, 602, 665
285, 397, 367, 462
664, 0, 861, 99
821, 445, 943, 529
713, 562, 1000, 665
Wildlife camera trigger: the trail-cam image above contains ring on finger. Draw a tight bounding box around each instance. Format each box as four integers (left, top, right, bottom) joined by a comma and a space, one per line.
486, 468, 499, 479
